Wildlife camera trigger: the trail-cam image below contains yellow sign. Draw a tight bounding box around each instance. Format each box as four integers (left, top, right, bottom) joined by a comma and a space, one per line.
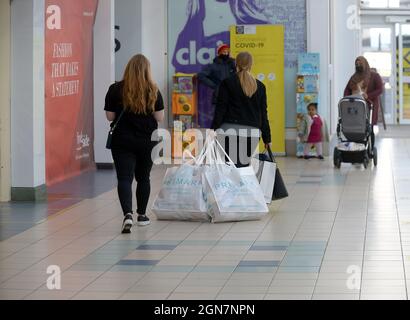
403, 47, 410, 120
230, 25, 285, 154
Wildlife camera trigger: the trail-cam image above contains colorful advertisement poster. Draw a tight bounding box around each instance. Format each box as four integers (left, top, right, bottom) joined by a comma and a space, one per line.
168, 0, 306, 128
297, 75, 319, 93
296, 53, 321, 157
230, 24, 285, 154
298, 53, 320, 75
169, 0, 267, 128
45, 0, 98, 185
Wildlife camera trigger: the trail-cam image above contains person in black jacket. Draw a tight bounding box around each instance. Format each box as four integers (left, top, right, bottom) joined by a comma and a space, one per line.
197, 43, 236, 105
212, 51, 272, 168
104, 54, 165, 234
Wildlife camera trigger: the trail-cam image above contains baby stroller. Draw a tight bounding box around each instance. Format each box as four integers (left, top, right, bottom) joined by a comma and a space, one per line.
333, 96, 378, 169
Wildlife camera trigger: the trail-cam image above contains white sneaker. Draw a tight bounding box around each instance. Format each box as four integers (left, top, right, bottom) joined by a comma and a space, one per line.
121, 214, 133, 234
137, 215, 150, 227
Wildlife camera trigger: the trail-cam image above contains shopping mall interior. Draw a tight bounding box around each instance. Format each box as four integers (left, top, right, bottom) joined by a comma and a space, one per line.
1, 0, 410, 301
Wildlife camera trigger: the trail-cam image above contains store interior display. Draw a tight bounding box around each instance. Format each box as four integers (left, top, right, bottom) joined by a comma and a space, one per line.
171, 73, 198, 158
296, 53, 321, 158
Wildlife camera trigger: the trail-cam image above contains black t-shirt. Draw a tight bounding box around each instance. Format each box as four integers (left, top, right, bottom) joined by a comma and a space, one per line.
104, 81, 164, 140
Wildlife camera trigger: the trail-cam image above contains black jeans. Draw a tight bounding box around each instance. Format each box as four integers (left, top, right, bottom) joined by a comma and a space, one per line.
111, 137, 155, 216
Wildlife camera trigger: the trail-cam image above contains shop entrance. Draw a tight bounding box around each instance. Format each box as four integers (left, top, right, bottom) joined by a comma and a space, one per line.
361, 4, 410, 125
397, 24, 410, 124
361, 24, 395, 125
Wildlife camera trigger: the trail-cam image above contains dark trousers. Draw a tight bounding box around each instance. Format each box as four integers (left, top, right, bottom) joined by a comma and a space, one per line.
111, 138, 155, 216
223, 135, 259, 168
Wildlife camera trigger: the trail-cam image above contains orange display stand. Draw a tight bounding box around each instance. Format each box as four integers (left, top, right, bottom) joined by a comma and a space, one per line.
171, 73, 198, 158
172, 92, 197, 115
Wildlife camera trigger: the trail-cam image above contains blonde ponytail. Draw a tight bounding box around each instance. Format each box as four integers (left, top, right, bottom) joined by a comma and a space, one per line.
236, 52, 257, 97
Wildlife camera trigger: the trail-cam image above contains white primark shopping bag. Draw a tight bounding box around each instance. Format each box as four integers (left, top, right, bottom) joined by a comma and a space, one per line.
251, 152, 277, 204
203, 139, 269, 223
152, 152, 210, 222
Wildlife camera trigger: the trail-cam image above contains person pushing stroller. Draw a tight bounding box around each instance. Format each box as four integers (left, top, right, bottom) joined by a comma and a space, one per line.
344, 56, 384, 151
333, 57, 381, 169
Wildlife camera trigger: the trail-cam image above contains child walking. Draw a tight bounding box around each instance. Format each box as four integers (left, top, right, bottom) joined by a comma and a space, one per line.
304, 103, 324, 160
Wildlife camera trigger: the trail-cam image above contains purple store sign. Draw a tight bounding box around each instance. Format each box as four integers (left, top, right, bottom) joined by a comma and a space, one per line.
170, 0, 270, 128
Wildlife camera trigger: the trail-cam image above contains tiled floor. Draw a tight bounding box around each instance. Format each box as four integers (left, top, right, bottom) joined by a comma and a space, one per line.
0, 170, 117, 241
1, 125, 410, 300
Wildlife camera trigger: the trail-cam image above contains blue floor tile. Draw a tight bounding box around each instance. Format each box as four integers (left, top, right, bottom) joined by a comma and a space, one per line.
137, 244, 178, 251
217, 241, 254, 246
151, 266, 195, 273
290, 241, 327, 249
109, 265, 153, 272
254, 241, 291, 246
117, 260, 160, 266
250, 246, 288, 251
238, 261, 281, 267
235, 266, 278, 273
192, 266, 237, 273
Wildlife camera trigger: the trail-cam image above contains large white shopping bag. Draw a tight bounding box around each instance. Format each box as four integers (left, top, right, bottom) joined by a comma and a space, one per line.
203, 139, 269, 223
152, 135, 224, 222
251, 153, 277, 204
152, 153, 210, 222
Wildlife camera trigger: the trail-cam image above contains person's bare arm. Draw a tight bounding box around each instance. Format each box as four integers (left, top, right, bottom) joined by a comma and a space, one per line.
106, 111, 116, 122
153, 110, 165, 122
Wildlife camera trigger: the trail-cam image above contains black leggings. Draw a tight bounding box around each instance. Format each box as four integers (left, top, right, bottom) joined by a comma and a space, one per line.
111, 139, 155, 216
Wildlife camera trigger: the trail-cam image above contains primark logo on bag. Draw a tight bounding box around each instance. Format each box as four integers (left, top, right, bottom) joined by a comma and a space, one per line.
214, 178, 256, 191
164, 177, 201, 187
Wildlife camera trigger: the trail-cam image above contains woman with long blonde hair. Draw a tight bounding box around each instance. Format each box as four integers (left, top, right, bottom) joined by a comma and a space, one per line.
105, 54, 165, 233
212, 51, 271, 167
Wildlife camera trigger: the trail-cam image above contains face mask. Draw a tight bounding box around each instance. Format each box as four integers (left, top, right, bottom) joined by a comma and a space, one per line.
220, 54, 229, 61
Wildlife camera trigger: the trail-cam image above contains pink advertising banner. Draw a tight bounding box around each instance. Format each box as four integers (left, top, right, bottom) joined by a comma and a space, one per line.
45, 0, 98, 185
